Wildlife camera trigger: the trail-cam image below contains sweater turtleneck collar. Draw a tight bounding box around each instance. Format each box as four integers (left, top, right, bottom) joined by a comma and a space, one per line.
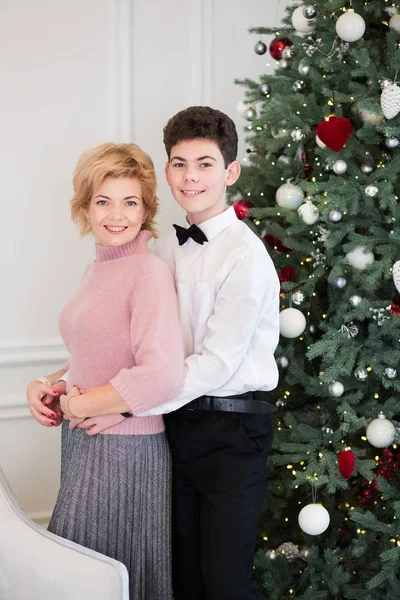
95, 229, 152, 262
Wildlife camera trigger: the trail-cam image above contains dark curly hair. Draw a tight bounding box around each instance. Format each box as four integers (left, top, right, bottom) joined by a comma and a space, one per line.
163, 106, 238, 168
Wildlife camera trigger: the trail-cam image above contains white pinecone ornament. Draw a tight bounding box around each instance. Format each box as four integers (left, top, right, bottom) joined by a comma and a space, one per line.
394, 260, 400, 293
381, 82, 400, 119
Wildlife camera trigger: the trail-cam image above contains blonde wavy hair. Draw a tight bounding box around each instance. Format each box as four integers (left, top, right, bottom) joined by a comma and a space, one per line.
71, 142, 159, 238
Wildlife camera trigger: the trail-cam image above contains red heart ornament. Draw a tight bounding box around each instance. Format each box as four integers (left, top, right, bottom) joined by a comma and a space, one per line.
338, 449, 355, 478
316, 116, 352, 152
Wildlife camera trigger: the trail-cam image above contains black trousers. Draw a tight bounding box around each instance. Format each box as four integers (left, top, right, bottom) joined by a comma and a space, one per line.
165, 409, 273, 600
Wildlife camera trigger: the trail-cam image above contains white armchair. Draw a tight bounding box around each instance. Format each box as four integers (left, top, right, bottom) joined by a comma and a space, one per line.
0, 464, 129, 600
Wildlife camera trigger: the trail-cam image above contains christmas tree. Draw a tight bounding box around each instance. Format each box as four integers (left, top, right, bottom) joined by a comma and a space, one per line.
230, 1, 400, 598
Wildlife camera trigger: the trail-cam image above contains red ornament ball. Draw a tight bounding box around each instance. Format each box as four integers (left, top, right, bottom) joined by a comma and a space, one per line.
279, 266, 295, 283
269, 37, 293, 61
338, 449, 355, 478
264, 234, 292, 254
233, 198, 254, 220
316, 116, 352, 152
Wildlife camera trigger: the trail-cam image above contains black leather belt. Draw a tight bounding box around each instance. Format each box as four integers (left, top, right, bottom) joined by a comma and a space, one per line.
181, 391, 277, 414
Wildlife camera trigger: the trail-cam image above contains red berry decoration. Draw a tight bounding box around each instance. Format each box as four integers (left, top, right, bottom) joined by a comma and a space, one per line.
269, 37, 293, 61
233, 198, 254, 220
338, 449, 355, 478
316, 116, 352, 152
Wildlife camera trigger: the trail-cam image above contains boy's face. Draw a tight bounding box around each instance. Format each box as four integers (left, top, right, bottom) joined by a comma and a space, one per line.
165, 139, 240, 224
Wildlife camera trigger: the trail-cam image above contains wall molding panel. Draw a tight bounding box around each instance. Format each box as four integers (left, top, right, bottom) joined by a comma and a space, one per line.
0, 339, 68, 367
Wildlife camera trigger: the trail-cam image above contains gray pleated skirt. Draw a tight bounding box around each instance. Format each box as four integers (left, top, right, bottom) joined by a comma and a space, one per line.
48, 421, 172, 600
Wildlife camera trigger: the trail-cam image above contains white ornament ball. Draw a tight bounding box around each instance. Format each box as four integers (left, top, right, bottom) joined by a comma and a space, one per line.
276, 183, 304, 210
335, 9, 366, 43
316, 134, 326, 149
346, 246, 374, 271
278, 59, 290, 69
366, 415, 396, 448
389, 14, 400, 33
298, 200, 319, 225
298, 504, 330, 536
329, 381, 344, 397
332, 160, 347, 175
279, 308, 307, 339
393, 260, 400, 294
381, 83, 400, 120
385, 137, 399, 149
291, 5, 315, 33
360, 110, 384, 125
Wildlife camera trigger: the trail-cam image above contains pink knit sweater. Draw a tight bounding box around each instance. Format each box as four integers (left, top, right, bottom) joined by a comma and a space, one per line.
59, 230, 185, 435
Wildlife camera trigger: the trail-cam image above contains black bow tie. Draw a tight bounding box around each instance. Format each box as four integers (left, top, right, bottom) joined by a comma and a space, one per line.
173, 223, 208, 246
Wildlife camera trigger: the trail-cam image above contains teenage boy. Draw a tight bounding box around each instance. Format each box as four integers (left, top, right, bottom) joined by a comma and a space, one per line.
140, 106, 280, 600
48, 106, 280, 599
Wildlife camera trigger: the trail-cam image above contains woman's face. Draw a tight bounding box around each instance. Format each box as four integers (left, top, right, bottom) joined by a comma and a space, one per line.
83, 176, 147, 247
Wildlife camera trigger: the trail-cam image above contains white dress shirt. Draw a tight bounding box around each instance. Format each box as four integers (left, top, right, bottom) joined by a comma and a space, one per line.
139, 206, 280, 416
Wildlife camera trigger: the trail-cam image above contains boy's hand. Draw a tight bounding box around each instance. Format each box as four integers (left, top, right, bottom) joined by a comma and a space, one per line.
77, 414, 126, 436
60, 386, 81, 420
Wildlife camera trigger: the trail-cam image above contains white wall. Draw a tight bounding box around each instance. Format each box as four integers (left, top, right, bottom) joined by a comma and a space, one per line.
0, 0, 283, 522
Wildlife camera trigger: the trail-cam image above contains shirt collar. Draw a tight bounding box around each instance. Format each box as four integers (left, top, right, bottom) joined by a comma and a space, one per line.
186, 206, 238, 243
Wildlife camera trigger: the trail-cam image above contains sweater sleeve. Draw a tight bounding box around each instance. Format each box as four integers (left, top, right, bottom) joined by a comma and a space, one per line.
110, 257, 185, 414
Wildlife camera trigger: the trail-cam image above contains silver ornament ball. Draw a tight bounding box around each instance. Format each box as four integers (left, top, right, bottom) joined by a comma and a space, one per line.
282, 46, 295, 60
254, 41, 267, 55
333, 276, 347, 289
276, 355, 289, 368
355, 367, 368, 381
329, 381, 344, 397
332, 160, 347, 175
292, 290, 305, 305
291, 128, 304, 142
278, 59, 289, 69
321, 425, 333, 435
365, 184, 378, 198
258, 82, 271, 96
308, 324, 318, 336
243, 107, 256, 121
385, 137, 399, 149
276, 398, 288, 408
384, 367, 397, 379
329, 209, 343, 223
298, 60, 310, 76
361, 163, 374, 174
276, 542, 300, 561
350, 295, 362, 307
265, 549, 277, 560
300, 547, 310, 560
293, 79, 306, 93
302, 5, 316, 19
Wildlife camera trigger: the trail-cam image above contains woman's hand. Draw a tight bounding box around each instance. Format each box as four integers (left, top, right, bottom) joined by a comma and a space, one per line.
60, 386, 81, 420
26, 380, 64, 427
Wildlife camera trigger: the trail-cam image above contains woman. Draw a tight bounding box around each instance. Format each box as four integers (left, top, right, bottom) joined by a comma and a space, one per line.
26, 142, 185, 600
